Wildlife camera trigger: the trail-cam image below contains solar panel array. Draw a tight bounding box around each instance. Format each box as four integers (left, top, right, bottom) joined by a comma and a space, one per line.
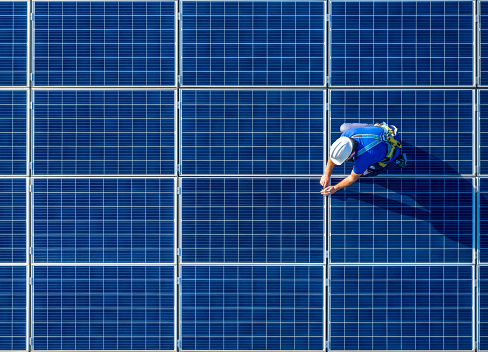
330, 0, 474, 86
330, 177, 473, 264
181, 90, 324, 175
330, 266, 473, 350
329, 89, 474, 176
0, 2, 27, 86
181, 0, 325, 86
33, 1, 176, 86
33, 90, 176, 175
2, 0, 488, 351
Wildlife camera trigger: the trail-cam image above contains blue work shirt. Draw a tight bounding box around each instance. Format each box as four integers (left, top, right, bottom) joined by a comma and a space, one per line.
341, 125, 401, 174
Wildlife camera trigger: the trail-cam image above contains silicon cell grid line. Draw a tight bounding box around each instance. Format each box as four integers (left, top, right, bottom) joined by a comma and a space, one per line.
0, 179, 26, 264
0, 2, 27, 86
329, 0, 474, 86
181, 178, 324, 263
0, 90, 27, 175
330, 177, 474, 264
33, 90, 176, 175
33, 1, 176, 86
329, 265, 473, 351
329, 90, 474, 176
180, 0, 325, 86
32, 178, 175, 263
32, 265, 175, 351
181, 265, 323, 351
180, 90, 324, 175
0, 266, 26, 351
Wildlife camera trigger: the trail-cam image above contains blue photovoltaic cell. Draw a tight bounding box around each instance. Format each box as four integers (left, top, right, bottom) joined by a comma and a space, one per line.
0, 91, 26, 175
480, 266, 488, 350
181, 1, 324, 86
181, 90, 323, 175
480, 91, 488, 175
33, 178, 175, 263
33, 1, 176, 86
0, 2, 27, 86
480, 1, 488, 85
33, 90, 175, 175
181, 178, 323, 263
0, 266, 26, 351
181, 266, 323, 351
330, 0, 474, 86
0, 179, 26, 263
33, 266, 174, 350
330, 178, 473, 264
330, 266, 473, 351
330, 90, 474, 175
480, 179, 488, 262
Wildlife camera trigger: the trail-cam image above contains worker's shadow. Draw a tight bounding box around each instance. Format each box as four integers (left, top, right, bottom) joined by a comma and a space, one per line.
331, 141, 482, 261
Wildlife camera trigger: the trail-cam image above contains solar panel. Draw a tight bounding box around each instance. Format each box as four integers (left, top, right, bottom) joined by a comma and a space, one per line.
181, 265, 323, 350
0, 90, 27, 175
480, 178, 488, 262
329, 0, 474, 86
0, 2, 27, 86
480, 1, 488, 85
181, 90, 324, 175
0, 266, 26, 351
33, 1, 176, 86
181, 178, 323, 263
480, 91, 488, 175
0, 179, 26, 263
330, 177, 473, 264
181, 0, 325, 86
330, 265, 473, 351
32, 265, 174, 350
329, 90, 474, 175
480, 266, 488, 350
33, 178, 175, 263
33, 90, 176, 175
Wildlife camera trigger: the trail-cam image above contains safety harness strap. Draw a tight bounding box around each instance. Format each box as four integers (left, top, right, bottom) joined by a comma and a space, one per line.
352, 122, 402, 167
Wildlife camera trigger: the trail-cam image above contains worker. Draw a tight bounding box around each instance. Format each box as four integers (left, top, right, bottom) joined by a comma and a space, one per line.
320, 122, 407, 196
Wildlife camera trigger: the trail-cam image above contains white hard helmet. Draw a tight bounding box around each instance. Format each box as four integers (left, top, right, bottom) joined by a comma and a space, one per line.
330, 137, 354, 165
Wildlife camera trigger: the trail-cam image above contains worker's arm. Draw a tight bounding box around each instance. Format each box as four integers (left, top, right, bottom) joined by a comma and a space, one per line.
320, 157, 335, 188
321, 171, 361, 196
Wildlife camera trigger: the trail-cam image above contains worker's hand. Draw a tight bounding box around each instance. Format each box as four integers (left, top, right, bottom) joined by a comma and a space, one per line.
320, 174, 330, 188
321, 186, 337, 196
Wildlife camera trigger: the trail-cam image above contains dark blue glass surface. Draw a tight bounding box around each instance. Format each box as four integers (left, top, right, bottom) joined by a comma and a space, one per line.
33, 178, 175, 263
181, 1, 324, 86
480, 179, 488, 262
0, 179, 26, 263
330, 90, 474, 175
330, 0, 474, 86
330, 178, 473, 264
181, 178, 323, 263
181, 90, 323, 175
33, 90, 175, 175
181, 266, 323, 350
480, 91, 488, 175
330, 266, 473, 350
480, 266, 488, 350
0, 2, 27, 86
480, 2, 488, 85
34, 1, 176, 86
33, 266, 174, 350
0, 91, 26, 175
0, 266, 26, 350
